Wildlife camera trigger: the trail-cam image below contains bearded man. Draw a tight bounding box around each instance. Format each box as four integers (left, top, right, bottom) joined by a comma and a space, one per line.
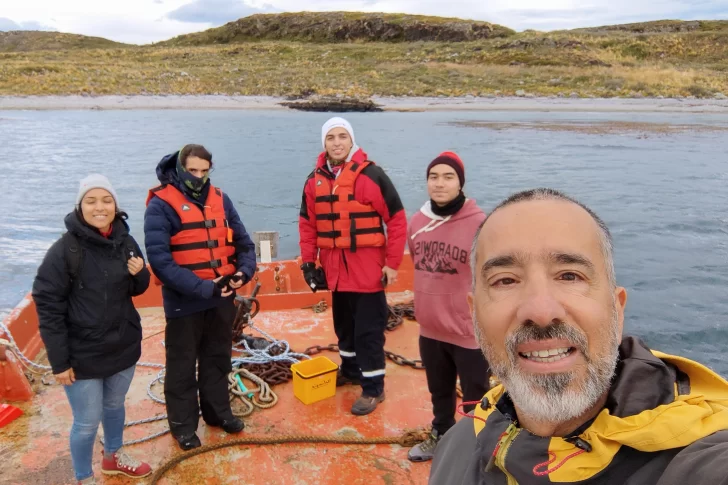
428, 188, 728, 485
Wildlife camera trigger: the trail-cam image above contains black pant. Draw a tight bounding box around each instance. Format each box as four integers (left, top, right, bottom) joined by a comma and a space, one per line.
164, 298, 236, 437
332, 291, 387, 397
420, 335, 491, 435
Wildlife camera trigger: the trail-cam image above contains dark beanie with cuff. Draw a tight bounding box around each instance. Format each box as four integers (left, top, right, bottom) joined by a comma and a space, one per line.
427, 151, 465, 187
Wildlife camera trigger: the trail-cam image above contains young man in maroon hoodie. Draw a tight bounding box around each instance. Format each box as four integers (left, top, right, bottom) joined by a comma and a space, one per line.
406, 151, 491, 461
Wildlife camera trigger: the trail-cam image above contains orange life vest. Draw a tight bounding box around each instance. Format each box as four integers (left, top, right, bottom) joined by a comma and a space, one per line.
146, 184, 236, 284
314, 160, 385, 251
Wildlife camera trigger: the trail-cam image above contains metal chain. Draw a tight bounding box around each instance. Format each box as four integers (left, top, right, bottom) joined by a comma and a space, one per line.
386, 302, 415, 331
302, 343, 340, 356
304, 344, 425, 370
0, 323, 52, 373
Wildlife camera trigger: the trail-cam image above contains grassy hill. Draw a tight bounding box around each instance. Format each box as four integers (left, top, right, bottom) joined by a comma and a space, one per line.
160, 11, 515, 45
1, 14, 727, 98
0, 31, 127, 53
574, 19, 728, 34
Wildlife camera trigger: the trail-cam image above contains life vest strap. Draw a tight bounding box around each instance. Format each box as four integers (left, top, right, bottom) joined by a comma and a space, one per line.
180, 256, 236, 271
171, 240, 232, 252
318, 230, 341, 239
354, 227, 385, 235
316, 211, 379, 221
179, 219, 229, 231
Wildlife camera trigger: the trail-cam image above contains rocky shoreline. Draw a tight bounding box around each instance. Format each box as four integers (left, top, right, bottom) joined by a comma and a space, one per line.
2, 94, 728, 113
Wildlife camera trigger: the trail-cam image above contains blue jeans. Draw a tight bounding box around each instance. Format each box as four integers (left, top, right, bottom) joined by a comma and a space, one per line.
63, 365, 135, 481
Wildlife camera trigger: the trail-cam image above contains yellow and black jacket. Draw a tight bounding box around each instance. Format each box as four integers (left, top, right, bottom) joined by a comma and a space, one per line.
429, 336, 728, 485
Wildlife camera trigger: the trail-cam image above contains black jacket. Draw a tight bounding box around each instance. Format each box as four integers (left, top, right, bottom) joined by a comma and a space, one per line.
32, 212, 150, 379
429, 337, 728, 485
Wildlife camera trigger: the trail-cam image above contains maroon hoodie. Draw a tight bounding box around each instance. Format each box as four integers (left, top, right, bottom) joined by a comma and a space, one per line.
407, 199, 486, 349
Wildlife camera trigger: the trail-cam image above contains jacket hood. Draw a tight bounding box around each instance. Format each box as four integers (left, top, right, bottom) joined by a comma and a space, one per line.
471, 336, 728, 482
316, 147, 368, 170
155, 150, 211, 200
156, 151, 180, 185
410, 198, 483, 240
64, 210, 130, 246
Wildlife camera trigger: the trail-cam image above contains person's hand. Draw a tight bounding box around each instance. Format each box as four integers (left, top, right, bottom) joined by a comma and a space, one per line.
301, 263, 327, 292
213, 276, 233, 297
55, 368, 75, 386
228, 272, 244, 289
127, 256, 145, 276
382, 266, 398, 286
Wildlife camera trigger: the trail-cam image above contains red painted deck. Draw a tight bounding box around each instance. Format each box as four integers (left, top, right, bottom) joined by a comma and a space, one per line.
0, 257, 450, 484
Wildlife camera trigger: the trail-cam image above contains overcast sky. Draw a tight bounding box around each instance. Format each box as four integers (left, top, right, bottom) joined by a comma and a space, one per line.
1, 0, 727, 44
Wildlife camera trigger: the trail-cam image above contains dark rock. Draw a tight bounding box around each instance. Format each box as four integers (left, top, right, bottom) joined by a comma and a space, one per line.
280, 96, 383, 112
497, 37, 586, 50
586, 59, 612, 67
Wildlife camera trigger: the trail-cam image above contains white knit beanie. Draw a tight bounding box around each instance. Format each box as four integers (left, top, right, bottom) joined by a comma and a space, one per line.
321, 117, 356, 149
76, 173, 119, 208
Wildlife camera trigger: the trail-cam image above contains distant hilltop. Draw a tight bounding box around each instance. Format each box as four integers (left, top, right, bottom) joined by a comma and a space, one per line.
3, 14, 728, 51
160, 12, 516, 45
0, 31, 126, 52
2, 13, 728, 99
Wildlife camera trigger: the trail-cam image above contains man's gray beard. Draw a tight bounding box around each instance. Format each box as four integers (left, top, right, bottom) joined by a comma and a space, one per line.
474, 313, 620, 424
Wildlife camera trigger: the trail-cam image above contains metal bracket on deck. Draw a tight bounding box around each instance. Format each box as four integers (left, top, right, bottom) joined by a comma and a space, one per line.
253, 231, 279, 263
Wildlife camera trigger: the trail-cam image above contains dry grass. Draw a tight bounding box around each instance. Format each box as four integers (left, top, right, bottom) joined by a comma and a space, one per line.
1, 25, 728, 97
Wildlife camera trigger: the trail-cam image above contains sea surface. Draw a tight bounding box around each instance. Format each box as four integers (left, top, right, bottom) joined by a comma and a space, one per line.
1, 109, 726, 374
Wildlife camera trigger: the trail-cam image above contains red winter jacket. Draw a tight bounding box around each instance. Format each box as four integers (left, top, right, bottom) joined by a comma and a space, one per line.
299, 148, 407, 292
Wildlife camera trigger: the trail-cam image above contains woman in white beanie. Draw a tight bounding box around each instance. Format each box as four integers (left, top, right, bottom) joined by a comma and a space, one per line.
298, 117, 408, 415
32, 174, 152, 484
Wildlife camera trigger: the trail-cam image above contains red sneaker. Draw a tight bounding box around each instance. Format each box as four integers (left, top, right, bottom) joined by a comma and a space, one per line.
101, 449, 152, 478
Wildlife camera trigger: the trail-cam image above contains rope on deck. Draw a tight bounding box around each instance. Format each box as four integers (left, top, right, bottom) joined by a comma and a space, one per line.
230, 319, 311, 367
2, 298, 422, 449
101, 362, 281, 447
148, 428, 431, 485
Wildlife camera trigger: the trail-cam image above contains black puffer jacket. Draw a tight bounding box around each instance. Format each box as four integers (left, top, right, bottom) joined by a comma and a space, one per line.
32, 211, 150, 379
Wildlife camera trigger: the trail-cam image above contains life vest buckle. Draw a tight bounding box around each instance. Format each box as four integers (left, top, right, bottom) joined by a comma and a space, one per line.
204, 219, 216, 229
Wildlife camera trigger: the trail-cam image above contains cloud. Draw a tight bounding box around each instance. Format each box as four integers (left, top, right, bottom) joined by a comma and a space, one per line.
166, 0, 277, 25
2, 0, 728, 44
0, 17, 57, 32
490, 0, 728, 30
266, 0, 728, 31
60, 14, 205, 44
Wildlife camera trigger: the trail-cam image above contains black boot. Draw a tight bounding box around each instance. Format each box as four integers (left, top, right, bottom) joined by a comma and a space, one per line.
221, 417, 245, 434
175, 432, 201, 451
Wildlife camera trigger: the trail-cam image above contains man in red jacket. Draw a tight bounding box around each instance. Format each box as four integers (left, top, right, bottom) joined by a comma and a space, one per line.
298, 117, 407, 415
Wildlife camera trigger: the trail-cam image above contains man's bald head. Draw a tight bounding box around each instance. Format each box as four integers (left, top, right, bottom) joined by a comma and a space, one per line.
471, 188, 616, 291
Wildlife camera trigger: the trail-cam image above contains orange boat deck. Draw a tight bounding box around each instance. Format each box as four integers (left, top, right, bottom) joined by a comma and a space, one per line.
0, 257, 447, 485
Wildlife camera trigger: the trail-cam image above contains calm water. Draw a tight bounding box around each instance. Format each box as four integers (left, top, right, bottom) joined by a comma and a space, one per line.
1, 109, 726, 375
